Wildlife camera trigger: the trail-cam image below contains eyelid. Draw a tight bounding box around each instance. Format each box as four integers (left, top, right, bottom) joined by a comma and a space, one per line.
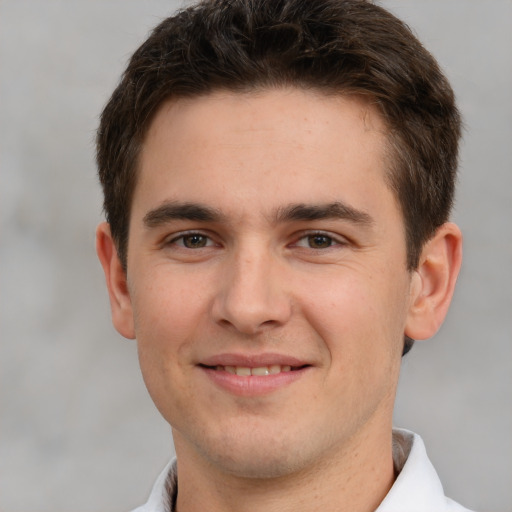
165, 230, 218, 247
292, 230, 349, 248
162, 229, 349, 249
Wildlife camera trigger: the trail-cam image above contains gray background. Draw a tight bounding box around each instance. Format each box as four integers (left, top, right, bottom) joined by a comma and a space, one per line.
1, 1, 511, 511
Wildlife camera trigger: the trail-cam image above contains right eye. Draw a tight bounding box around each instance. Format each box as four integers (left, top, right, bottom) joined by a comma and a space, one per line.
169, 233, 214, 249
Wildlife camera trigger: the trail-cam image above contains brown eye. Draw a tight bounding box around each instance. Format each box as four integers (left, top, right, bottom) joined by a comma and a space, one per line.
307, 234, 333, 249
182, 234, 208, 248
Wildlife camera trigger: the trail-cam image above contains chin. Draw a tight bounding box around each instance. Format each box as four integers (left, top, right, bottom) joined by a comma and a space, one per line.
190, 422, 317, 480
207, 446, 306, 480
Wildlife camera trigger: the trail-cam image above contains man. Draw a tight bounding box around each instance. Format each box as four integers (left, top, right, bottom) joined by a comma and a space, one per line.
95, 1, 470, 511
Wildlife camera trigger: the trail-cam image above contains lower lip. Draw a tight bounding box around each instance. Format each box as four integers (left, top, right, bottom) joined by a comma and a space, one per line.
199, 366, 311, 396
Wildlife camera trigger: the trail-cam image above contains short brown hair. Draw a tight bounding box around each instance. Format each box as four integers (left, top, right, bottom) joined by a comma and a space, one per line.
97, 0, 461, 274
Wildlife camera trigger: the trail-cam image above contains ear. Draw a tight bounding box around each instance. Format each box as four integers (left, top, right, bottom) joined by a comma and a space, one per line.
96, 222, 135, 339
405, 222, 462, 341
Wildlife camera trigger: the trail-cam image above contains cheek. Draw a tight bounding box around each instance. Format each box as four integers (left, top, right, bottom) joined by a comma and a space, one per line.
132, 269, 208, 340
130, 274, 209, 387
131, 281, 205, 423
301, 266, 409, 360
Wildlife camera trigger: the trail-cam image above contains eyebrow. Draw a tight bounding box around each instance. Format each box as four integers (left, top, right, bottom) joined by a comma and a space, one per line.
143, 201, 224, 228
274, 202, 374, 226
142, 200, 374, 229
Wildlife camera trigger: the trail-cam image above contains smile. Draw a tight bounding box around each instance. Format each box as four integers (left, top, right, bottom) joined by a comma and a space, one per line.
212, 364, 296, 376
198, 360, 311, 396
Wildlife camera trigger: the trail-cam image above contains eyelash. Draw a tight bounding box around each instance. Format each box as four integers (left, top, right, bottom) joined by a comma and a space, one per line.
166, 230, 347, 250
293, 231, 348, 250
167, 231, 217, 249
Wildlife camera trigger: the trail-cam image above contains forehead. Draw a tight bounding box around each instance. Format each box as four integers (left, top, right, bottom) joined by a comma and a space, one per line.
135, 88, 396, 222
143, 88, 387, 156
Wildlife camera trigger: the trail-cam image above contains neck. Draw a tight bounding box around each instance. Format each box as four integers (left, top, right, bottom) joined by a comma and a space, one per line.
173, 425, 396, 512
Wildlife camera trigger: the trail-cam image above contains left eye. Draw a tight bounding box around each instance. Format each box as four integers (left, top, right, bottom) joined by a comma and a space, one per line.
171, 233, 213, 249
295, 233, 340, 249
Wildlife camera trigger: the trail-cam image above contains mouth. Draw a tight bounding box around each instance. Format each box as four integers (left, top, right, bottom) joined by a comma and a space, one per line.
197, 355, 312, 396
199, 364, 309, 376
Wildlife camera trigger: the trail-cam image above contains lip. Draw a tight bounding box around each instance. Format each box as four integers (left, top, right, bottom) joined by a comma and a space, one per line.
199, 352, 310, 368
197, 352, 313, 397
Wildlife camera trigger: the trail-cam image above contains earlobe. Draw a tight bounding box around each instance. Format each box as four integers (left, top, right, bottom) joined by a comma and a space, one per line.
96, 222, 136, 339
405, 222, 462, 341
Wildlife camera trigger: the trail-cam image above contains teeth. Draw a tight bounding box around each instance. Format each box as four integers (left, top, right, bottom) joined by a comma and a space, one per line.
215, 365, 296, 376
251, 366, 270, 376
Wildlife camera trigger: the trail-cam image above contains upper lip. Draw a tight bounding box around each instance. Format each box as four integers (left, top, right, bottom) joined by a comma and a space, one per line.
199, 353, 311, 368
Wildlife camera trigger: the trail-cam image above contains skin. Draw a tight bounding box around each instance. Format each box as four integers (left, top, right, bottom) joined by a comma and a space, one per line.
97, 88, 462, 512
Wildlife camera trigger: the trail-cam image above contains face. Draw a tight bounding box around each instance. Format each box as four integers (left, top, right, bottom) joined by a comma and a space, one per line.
117, 89, 418, 478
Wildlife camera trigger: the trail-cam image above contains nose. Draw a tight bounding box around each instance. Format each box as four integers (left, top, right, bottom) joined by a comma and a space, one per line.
211, 243, 292, 335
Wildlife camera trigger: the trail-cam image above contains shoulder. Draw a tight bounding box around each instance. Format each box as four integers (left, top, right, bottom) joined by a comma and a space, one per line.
129, 459, 177, 512
444, 497, 474, 512
376, 429, 476, 512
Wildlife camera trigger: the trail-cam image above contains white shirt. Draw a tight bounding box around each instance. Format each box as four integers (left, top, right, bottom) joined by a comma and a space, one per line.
131, 429, 474, 512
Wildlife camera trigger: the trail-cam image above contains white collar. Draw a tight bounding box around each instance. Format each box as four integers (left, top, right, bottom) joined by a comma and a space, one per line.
376, 428, 472, 511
